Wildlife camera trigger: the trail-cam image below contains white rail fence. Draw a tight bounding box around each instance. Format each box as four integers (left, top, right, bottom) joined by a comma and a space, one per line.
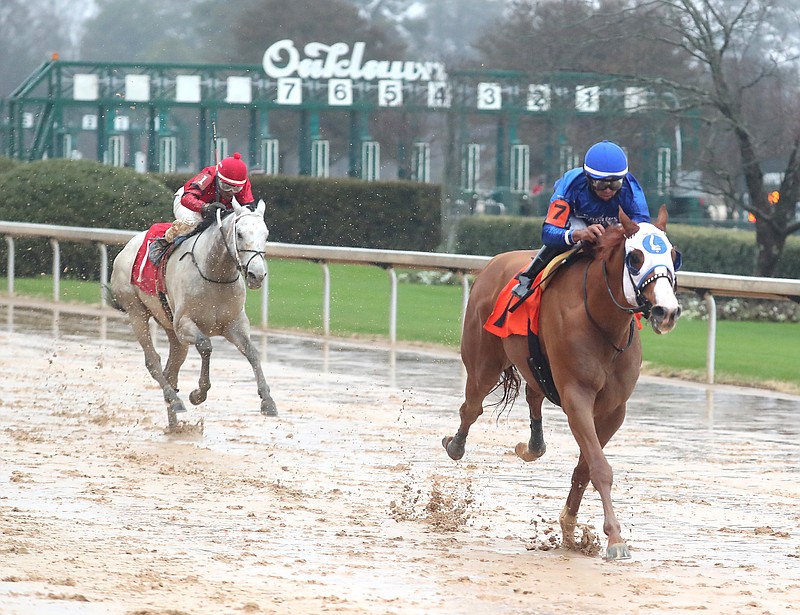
2, 220, 799, 385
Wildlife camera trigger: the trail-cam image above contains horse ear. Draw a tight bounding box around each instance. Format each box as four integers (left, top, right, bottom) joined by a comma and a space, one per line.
618, 206, 638, 237
655, 204, 669, 231
256, 199, 266, 216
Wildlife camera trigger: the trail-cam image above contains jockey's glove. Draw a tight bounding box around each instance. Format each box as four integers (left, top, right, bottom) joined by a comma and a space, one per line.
201, 201, 225, 219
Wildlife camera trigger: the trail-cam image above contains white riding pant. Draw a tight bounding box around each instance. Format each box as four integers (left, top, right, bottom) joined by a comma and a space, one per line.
166, 187, 203, 241
172, 187, 203, 226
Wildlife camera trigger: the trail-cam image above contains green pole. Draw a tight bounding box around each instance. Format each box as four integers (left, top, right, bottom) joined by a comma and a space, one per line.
198, 108, 207, 170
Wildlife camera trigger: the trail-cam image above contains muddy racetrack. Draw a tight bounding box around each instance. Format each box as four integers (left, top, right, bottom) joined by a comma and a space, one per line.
0, 308, 798, 614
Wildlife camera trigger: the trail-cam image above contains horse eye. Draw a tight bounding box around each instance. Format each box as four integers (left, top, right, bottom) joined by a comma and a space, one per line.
626, 250, 644, 275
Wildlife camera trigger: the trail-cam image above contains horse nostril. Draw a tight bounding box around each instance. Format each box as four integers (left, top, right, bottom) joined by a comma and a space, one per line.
675, 305, 683, 319
650, 306, 666, 321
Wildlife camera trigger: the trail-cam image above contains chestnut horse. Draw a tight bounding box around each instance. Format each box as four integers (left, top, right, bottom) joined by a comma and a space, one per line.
442, 205, 681, 560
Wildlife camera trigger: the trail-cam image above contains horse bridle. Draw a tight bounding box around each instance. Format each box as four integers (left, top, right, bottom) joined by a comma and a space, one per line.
218, 208, 267, 280
602, 259, 676, 317
182, 208, 265, 284
583, 258, 676, 353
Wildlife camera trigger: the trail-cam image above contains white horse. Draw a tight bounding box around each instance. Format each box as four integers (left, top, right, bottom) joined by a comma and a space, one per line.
108, 199, 278, 428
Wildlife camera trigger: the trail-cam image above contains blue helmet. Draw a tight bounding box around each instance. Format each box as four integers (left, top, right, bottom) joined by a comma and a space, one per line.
583, 141, 628, 178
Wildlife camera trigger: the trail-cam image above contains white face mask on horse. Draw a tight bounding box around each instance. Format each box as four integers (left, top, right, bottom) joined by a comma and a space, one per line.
622, 223, 682, 315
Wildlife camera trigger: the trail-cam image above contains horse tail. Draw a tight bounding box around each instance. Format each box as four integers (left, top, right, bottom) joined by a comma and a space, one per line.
488, 365, 522, 417
102, 283, 126, 313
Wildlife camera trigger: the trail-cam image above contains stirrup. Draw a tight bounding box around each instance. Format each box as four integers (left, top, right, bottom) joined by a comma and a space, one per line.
511, 275, 533, 299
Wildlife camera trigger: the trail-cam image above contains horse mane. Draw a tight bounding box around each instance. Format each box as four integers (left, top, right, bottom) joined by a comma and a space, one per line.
195, 208, 234, 236
588, 223, 627, 262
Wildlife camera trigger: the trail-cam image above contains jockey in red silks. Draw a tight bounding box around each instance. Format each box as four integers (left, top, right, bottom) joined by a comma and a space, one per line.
149, 152, 255, 264
164, 152, 256, 242
510, 140, 651, 300
149, 152, 256, 265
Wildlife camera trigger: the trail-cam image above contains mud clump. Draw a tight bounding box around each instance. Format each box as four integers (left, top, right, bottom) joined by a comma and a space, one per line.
390, 478, 475, 532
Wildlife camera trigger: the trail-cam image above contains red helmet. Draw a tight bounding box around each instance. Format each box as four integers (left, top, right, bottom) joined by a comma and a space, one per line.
217, 152, 248, 185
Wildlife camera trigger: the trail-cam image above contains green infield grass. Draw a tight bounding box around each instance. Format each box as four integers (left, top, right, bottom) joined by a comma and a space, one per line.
2, 262, 798, 393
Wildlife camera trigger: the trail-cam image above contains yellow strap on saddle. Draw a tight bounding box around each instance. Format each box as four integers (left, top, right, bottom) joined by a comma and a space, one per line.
539, 246, 581, 291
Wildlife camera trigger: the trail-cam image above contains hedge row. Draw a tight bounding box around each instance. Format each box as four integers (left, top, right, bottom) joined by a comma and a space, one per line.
0, 159, 174, 279
0, 158, 441, 279
1, 156, 797, 279
153, 173, 441, 251
455, 214, 800, 278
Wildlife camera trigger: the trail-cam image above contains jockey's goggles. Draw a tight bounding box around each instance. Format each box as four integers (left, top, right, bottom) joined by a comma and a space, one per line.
589, 176, 623, 191
219, 180, 243, 193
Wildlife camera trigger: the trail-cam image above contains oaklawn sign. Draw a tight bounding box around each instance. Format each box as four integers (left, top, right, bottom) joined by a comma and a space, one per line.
262, 39, 447, 82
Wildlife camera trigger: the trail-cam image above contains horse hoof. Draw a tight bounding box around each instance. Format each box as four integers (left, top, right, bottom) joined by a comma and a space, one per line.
261, 398, 278, 417
605, 543, 631, 560
514, 442, 545, 462
442, 435, 465, 460
189, 390, 206, 406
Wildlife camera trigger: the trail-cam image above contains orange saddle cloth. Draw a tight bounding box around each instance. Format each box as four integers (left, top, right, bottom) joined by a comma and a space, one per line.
131, 222, 171, 296
484, 268, 545, 338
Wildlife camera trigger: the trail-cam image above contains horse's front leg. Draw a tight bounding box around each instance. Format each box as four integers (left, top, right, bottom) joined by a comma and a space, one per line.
562, 399, 628, 560
515, 383, 547, 461
224, 317, 278, 417
559, 452, 589, 552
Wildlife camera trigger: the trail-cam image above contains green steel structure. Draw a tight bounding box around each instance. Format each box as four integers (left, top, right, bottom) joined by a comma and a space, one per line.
2, 57, 694, 218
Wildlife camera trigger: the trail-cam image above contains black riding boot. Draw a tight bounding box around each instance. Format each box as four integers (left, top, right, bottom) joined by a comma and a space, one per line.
148, 238, 170, 266
511, 245, 561, 299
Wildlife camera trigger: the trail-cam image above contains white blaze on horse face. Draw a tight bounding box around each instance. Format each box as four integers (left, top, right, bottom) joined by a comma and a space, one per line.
623, 223, 679, 309
651, 276, 681, 316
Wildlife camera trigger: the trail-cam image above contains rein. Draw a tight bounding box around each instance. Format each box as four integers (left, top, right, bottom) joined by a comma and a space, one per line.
582, 260, 635, 354
583, 257, 671, 354
181, 209, 264, 284
602, 260, 648, 316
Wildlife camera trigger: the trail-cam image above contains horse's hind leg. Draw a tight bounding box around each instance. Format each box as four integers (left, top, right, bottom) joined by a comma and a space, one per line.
126, 306, 186, 426
162, 328, 188, 391
442, 353, 507, 461
515, 384, 547, 462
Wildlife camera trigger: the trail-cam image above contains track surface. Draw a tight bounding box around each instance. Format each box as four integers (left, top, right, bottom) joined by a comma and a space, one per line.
0, 308, 798, 614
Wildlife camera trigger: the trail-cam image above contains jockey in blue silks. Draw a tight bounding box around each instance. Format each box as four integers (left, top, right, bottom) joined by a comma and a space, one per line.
511, 140, 651, 299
